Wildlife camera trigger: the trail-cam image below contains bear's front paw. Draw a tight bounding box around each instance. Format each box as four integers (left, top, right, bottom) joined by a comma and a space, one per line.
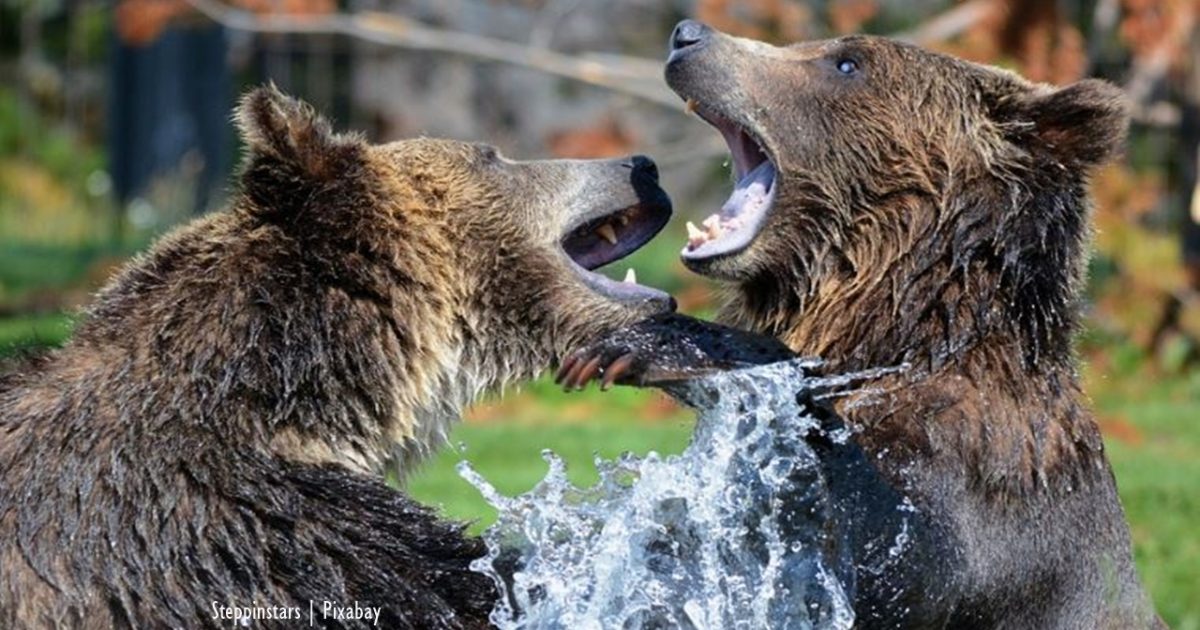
556, 313, 799, 391
554, 315, 731, 391
555, 338, 648, 391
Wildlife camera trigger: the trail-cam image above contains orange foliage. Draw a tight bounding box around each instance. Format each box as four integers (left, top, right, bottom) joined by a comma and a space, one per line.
1119, 0, 1196, 59
114, 0, 190, 46
1089, 163, 1192, 354
115, 0, 336, 46
828, 0, 879, 35
233, 0, 336, 15
1093, 163, 1164, 227
1097, 413, 1146, 445
695, 0, 811, 44
1119, 0, 1199, 111
546, 118, 637, 159
933, 0, 1086, 84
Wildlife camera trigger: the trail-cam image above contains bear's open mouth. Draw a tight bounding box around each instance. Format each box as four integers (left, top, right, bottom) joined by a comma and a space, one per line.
561, 199, 673, 305
682, 100, 777, 261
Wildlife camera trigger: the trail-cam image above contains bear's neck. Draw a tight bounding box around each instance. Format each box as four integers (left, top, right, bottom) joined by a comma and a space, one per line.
724, 185, 1088, 379
721, 186, 1109, 497
71, 209, 493, 478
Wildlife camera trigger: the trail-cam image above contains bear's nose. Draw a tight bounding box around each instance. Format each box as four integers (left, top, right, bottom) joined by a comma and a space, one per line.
628, 155, 659, 183
670, 20, 711, 52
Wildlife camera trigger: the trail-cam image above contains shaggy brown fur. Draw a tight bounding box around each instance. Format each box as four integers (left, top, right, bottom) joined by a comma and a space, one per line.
565, 23, 1164, 629
0, 86, 672, 628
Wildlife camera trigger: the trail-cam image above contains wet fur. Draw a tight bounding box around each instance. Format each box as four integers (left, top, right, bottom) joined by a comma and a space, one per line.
0, 86, 666, 628
663, 30, 1160, 629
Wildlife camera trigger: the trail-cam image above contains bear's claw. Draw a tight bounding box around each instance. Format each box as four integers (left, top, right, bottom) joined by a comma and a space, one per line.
557, 313, 799, 391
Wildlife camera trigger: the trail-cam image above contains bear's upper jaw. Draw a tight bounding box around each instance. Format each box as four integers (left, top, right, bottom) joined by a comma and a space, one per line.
681, 102, 777, 262
561, 200, 673, 307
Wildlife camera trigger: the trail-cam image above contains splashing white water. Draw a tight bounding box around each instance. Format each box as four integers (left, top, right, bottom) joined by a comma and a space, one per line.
459, 360, 869, 630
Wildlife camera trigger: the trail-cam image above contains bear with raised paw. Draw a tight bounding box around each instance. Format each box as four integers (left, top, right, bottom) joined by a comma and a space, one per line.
0, 85, 673, 629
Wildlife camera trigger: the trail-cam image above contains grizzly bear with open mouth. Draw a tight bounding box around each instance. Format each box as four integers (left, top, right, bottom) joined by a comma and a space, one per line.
0, 85, 673, 629
563, 21, 1164, 630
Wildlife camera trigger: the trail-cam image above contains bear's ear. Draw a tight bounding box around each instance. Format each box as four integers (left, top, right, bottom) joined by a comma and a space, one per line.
1020, 79, 1130, 168
234, 83, 359, 180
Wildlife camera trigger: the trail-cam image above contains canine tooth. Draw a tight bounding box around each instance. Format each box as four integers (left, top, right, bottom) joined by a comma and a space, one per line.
624, 268, 637, 284
597, 223, 618, 245
686, 221, 707, 250
686, 98, 698, 115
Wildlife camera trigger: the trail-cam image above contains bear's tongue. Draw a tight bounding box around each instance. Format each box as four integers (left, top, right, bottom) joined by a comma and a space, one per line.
683, 158, 776, 260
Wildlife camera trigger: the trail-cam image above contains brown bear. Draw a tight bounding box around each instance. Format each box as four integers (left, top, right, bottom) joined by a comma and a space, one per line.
0, 85, 673, 629
560, 21, 1165, 629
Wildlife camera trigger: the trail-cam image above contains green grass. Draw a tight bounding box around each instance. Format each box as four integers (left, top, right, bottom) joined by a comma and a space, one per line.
0, 312, 75, 354
1095, 378, 1200, 630
407, 403, 694, 529
407, 373, 695, 526
0, 242, 114, 295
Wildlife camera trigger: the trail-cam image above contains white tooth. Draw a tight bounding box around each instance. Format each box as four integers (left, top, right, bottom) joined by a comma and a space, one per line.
624, 268, 637, 284
597, 223, 618, 245
702, 214, 724, 239
686, 221, 709, 250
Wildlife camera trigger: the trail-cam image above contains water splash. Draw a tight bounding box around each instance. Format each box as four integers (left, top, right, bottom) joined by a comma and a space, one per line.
459, 360, 872, 630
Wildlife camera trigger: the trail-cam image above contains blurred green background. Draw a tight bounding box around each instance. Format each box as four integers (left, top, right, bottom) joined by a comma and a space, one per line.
2, 0, 1198, 627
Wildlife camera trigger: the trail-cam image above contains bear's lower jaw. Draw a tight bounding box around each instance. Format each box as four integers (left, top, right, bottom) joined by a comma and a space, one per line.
573, 264, 673, 309
682, 159, 776, 262
561, 199, 674, 309
680, 100, 777, 263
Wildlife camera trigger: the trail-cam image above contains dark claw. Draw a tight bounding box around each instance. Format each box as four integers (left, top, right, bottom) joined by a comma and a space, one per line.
601, 353, 635, 390
559, 313, 797, 393
555, 352, 582, 385
574, 356, 604, 390
561, 355, 591, 391
559, 355, 578, 391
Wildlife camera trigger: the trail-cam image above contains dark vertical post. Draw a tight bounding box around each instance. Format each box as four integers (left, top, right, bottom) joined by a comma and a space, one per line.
109, 22, 231, 218
1182, 34, 1200, 295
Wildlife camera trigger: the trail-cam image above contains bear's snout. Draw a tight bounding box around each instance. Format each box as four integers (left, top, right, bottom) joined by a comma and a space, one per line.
626, 155, 659, 185
670, 19, 712, 55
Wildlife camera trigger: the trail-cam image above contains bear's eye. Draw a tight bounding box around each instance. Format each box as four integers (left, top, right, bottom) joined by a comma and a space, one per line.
836, 58, 859, 75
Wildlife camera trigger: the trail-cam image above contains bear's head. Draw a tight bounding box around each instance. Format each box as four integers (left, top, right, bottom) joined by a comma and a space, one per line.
663, 22, 1128, 365
233, 86, 673, 389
